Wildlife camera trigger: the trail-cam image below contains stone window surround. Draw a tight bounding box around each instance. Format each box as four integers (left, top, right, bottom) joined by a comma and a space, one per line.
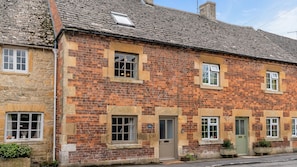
1, 104, 46, 143
194, 53, 228, 90
106, 105, 143, 149
0, 46, 33, 75
103, 41, 150, 84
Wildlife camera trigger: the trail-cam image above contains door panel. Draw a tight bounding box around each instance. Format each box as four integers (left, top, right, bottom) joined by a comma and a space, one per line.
236, 118, 248, 155
159, 118, 176, 160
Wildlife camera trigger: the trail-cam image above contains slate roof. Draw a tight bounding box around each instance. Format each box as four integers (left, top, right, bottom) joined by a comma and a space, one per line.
258, 30, 297, 56
0, 0, 54, 47
54, 0, 297, 63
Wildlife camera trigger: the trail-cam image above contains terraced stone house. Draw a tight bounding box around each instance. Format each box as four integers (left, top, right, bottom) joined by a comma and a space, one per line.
0, 0, 55, 165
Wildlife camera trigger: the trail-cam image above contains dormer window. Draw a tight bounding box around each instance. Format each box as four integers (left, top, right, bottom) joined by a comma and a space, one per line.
111, 12, 134, 27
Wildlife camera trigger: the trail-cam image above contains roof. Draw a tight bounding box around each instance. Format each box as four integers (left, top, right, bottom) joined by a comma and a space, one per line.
0, 0, 54, 47
54, 0, 297, 63
258, 30, 297, 56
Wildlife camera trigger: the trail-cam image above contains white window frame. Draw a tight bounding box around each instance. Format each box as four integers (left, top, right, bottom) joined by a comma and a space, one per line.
266, 71, 279, 91
266, 118, 279, 138
2, 48, 28, 73
202, 63, 220, 86
111, 116, 137, 143
292, 118, 297, 137
5, 112, 43, 141
201, 117, 219, 140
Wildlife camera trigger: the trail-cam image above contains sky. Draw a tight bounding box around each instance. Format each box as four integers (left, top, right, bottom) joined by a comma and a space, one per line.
154, 0, 297, 40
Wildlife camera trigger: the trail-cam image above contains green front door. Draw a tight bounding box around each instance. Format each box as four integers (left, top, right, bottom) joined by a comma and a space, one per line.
235, 118, 248, 155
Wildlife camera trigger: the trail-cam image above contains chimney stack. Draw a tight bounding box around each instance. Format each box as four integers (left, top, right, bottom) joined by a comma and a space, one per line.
199, 1, 216, 20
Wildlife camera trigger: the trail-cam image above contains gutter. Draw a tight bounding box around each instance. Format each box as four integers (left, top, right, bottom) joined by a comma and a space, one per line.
52, 40, 58, 161
0, 42, 53, 50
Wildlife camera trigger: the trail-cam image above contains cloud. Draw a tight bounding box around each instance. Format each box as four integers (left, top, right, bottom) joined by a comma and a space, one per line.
259, 7, 297, 39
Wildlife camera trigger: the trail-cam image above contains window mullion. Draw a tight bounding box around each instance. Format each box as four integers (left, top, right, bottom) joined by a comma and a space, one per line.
13, 50, 16, 71
28, 113, 32, 139
17, 113, 20, 139
208, 66, 211, 85
207, 118, 210, 139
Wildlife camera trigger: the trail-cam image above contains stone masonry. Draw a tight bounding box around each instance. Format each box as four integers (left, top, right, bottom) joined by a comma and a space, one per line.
0, 46, 54, 164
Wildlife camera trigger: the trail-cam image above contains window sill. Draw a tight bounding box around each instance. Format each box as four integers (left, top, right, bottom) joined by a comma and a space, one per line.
5, 139, 43, 143
291, 137, 297, 141
199, 139, 223, 145
265, 138, 283, 142
264, 90, 283, 94
0, 71, 30, 76
107, 143, 142, 149
200, 85, 223, 90
110, 77, 143, 84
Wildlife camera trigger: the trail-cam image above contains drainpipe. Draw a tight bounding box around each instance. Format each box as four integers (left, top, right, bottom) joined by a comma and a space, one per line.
52, 40, 58, 161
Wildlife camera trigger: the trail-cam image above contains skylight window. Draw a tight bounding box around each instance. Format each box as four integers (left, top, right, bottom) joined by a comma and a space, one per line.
111, 12, 134, 27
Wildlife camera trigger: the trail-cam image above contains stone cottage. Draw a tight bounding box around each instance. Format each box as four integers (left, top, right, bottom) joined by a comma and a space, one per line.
45, 0, 297, 166
0, 0, 55, 165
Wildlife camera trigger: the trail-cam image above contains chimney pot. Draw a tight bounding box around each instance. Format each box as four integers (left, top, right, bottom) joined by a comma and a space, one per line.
199, 1, 216, 20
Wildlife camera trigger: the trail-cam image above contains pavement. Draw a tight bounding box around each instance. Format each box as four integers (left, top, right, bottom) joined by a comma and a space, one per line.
121, 153, 297, 167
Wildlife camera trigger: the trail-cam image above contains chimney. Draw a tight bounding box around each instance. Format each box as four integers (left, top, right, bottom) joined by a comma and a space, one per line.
199, 1, 216, 20
143, 0, 153, 5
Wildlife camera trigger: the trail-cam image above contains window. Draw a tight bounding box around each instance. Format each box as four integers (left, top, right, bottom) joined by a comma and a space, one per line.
202, 117, 219, 140
2, 48, 28, 73
111, 12, 134, 27
202, 63, 219, 86
5, 113, 43, 140
266, 71, 279, 91
266, 118, 279, 138
112, 116, 137, 143
114, 52, 138, 79
292, 118, 297, 137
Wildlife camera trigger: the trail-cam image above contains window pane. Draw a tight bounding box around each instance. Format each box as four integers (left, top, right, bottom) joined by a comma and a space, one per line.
160, 120, 165, 139
202, 64, 209, 84
21, 114, 29, 121
240, 120, 244, 135
236, 120, 239, 135
210, 72, 218, 85
266, 73, 271, 89
31, 130, 40, 138
271, 79, 277, 90
167, 120, 173, 139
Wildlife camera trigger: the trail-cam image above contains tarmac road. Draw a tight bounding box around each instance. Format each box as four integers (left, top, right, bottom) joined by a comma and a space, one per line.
118, 153, 297, 167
